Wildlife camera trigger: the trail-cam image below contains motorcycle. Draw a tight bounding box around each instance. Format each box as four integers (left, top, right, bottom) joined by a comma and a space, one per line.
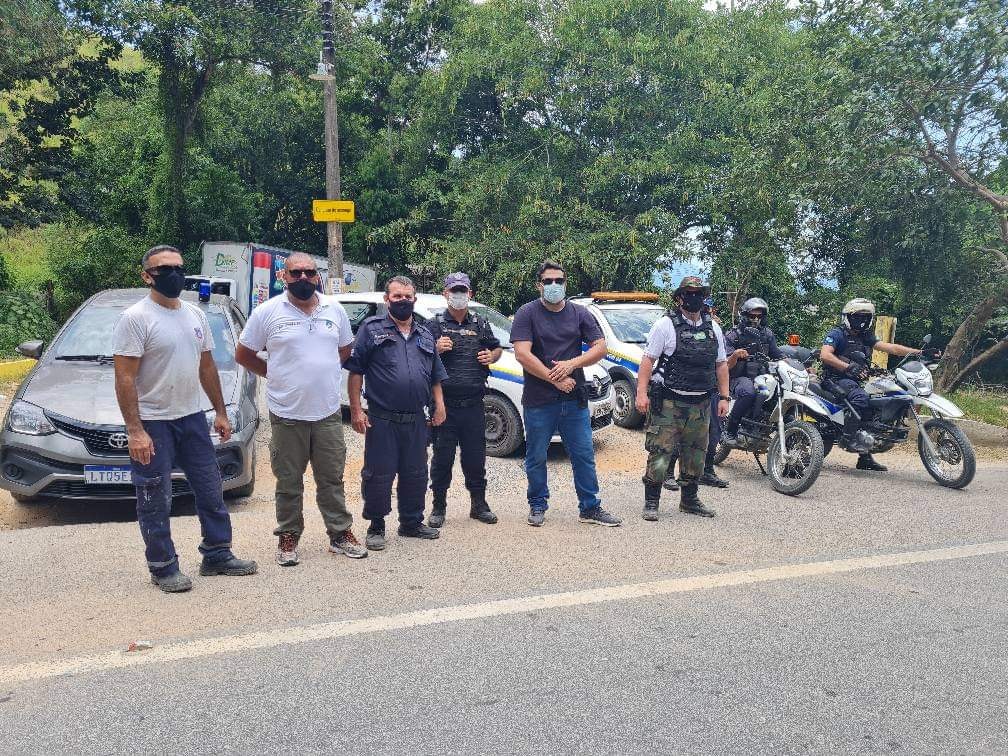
807, 335, 976, 489
713, 345, 831, 496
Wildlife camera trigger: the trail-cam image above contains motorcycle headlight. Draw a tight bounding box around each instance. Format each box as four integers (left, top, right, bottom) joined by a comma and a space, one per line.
7, 401, 56, 435
902, 369, 933, 397
790, 369, 809, 394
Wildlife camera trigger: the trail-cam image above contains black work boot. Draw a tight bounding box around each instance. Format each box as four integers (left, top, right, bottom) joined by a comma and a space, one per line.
643, 481, 661, 522
699, 468, 729, 488
679, 482, 716, 518
469, 491, 498, 524
428, 491, 447, 528
856, 454, 888, 472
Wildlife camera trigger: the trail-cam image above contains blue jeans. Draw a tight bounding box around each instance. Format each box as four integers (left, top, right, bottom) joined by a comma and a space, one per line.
130, 413, 234, 577
523, 399, 601, 513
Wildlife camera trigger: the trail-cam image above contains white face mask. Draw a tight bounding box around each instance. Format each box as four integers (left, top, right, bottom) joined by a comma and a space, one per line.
447, 291, 469, 310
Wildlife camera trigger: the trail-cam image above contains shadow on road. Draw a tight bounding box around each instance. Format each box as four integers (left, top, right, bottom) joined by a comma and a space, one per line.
2, 494, 256, 530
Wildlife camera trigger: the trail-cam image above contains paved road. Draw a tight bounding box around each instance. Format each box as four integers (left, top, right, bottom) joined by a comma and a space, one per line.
0, 427, 1006, 753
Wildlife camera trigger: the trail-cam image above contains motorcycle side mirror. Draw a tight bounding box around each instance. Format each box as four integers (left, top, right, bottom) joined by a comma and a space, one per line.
922, 333, 932, 345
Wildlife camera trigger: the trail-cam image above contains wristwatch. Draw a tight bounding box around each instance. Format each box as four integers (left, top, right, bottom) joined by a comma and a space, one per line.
719, 395, 730, 401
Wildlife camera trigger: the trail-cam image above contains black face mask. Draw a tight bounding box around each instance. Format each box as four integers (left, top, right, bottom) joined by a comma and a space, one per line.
745, 314, 764, 328
848, 314, 872, 332
388, 299, 414, 321
287, 278, 317, 301
680, 292, 705, 313
150, 268, 185, 299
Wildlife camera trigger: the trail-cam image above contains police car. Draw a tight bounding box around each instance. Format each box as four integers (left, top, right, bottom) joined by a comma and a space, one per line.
568, 292, 666, 428
333, 293, 614, 457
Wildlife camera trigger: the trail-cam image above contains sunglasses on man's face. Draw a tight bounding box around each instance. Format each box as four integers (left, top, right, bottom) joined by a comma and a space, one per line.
288, 268, 319, 279
145, 265, 184, 276
540, 277, 565, 285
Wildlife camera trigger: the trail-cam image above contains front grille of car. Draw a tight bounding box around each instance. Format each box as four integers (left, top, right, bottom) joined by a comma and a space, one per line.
586, 374, 613, 401
40, 479, 193, 499
48, 415, 132, 457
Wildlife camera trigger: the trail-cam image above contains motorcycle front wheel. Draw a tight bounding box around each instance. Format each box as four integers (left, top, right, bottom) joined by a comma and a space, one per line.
767, 419, 825, 496
918, 418, 976, 489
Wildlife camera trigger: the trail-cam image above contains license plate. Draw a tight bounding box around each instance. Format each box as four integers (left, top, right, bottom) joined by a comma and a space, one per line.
83, 465, 132, 485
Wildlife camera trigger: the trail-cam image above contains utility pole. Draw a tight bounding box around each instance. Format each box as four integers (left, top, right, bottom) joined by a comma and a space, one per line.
312, 0, 343, 293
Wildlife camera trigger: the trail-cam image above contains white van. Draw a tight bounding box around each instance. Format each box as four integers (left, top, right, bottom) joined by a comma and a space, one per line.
332, 293, 614, 456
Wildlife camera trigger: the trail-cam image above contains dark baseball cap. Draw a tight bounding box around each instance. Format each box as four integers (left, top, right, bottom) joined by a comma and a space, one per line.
444, 272, 471, 289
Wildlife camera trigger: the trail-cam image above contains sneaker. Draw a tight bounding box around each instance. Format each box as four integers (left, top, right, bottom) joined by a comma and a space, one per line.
199, 555, 259, 577
428, 507, 446, 529
721, 430, 738, 446
366, 522, 386, 551
150, 571, 192, 593
579, 506, 622, 527
642, 502, 659, 522
398, 523, 440, 539
662, 477, 680, 491
329, 529, 368, 559
276, 532, 299, 567
527, 508, 546, 527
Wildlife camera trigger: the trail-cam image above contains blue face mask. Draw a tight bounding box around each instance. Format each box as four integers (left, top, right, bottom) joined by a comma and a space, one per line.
542, 282, 566, 304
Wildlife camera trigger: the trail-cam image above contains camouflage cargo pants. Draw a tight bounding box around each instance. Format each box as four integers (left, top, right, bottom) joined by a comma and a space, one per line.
643, 397, 711, 486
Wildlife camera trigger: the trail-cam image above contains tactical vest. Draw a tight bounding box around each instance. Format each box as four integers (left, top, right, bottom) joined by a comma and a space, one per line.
661, 312, 718, 394
824, 327, 874, 379
729, 324, 774, 380
435, 311, 490, 395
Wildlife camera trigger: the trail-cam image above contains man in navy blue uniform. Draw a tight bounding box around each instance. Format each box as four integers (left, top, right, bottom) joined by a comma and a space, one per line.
820, 298, 921, 472
426, 272, 503, 528
346, 275, 448, 550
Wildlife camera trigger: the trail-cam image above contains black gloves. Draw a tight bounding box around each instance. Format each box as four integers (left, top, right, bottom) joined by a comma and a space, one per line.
844, 362, 866, 380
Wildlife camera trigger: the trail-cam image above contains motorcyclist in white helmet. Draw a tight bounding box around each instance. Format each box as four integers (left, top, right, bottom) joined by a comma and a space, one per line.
819, 298, 923, 471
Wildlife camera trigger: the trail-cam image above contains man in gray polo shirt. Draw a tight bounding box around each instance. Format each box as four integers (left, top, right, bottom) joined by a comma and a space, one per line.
236, 252, 367, 565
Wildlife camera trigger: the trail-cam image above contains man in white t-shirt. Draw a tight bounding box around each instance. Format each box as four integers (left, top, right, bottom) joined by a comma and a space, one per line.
114, 245, 258, 593
634, 276, 730, 521
236, 252, 366, 566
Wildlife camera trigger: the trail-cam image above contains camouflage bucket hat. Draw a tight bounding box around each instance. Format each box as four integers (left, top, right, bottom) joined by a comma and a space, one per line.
674, 275, 709, 295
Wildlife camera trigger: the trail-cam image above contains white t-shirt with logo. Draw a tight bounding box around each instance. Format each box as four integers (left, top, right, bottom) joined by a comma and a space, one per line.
113, 297, 215, 421
239, 294, 353, 421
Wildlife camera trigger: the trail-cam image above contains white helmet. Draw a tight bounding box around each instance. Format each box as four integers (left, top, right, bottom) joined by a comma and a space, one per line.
842, 298, 875, 332
740, 297, 769, 325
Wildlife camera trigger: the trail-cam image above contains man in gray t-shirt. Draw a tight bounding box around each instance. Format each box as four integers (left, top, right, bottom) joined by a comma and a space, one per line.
113, 244, 258, 593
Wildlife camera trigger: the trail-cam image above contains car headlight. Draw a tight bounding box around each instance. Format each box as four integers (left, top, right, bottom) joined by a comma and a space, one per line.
205, 404, 250, 439
7, 401, 56, 435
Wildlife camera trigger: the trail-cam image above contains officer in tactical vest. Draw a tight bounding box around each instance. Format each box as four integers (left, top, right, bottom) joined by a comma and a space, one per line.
426, 272, 503, 527
819, 298, 922, 472
635, 276, 730, 520
721, 297, 785, 446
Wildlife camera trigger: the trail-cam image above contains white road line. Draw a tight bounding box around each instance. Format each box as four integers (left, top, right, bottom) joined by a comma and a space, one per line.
4, 540, 1007, 686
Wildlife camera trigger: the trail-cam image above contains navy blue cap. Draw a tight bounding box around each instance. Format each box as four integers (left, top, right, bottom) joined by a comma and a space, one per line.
444, 272, 471, 289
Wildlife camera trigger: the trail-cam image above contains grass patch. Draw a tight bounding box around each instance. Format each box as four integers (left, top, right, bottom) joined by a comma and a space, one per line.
0, 225, 54, 287
948, 387, 1008, 428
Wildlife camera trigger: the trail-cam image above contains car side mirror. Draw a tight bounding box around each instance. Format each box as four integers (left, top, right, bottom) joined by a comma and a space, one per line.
922, 333, 932, 345
16, 340, 44, 359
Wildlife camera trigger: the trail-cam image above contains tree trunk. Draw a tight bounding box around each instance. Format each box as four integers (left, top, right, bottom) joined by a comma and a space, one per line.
933, 284, 1008, 392
155, 37, 187, 244
945, 338, 1008, 394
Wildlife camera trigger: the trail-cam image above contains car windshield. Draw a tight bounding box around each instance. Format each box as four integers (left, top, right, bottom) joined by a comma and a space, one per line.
426, 303, 514, 347
599, 306, 664, 343
54, 304, 236, 368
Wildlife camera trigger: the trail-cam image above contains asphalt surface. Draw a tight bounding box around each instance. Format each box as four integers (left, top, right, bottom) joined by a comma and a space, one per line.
0, 422, 1006, 754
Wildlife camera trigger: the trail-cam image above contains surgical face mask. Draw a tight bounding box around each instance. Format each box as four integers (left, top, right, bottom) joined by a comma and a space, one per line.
447, 291, 469, 310
148, 266, 185, 299
680, 291, 705, 313
287, 278, 317, 301
542, 282, 566, 304
388, 298, 414, 321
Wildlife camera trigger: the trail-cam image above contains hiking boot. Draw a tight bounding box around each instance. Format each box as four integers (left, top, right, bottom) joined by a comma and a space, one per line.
398, 523, 440, 539
150, 571, 192, 593
428, 491, 447, 528
469, 492, 498, 524
699, 470, 729, 488
643, 480, 661, 522
199, 555, 259, 577
329, 529, 368, 559
527, 508, 546, 527
366, 520, 386, 551
679, 483, 716, 518
276, 532, 299, 567
579, 506, 622, 527
856, 454, 888, 472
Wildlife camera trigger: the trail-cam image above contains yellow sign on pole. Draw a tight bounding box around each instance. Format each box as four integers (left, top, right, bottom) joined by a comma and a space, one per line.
873, 315, 897, 368
312, 199, 355, 223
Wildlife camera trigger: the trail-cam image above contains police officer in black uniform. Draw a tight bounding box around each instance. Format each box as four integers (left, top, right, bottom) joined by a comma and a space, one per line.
346, 275, 448, 551
721, 297, 785, 446
425, 272, 503, 528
